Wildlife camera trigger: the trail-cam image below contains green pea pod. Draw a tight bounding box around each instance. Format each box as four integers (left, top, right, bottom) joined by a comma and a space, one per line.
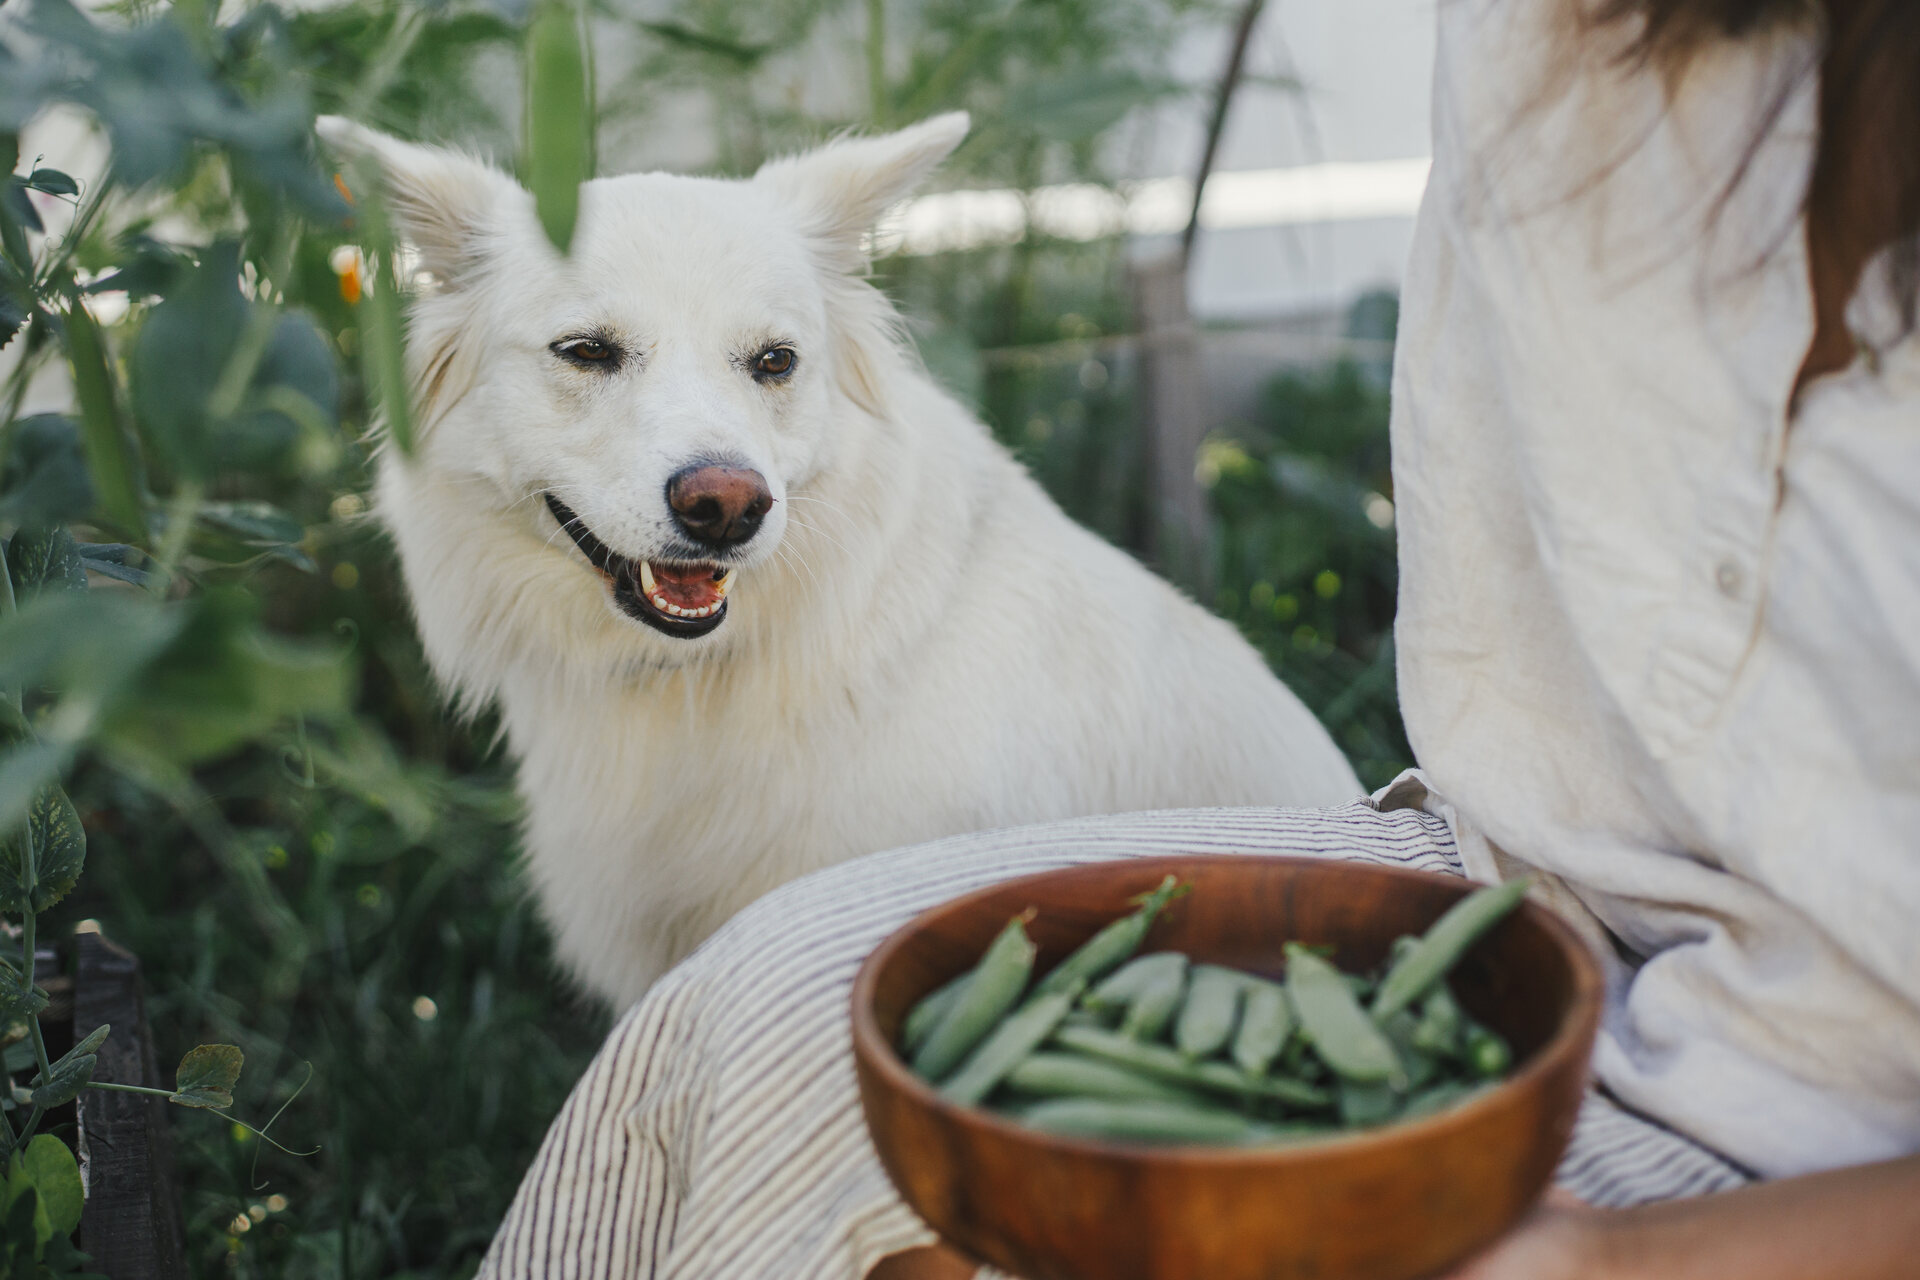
1033, 875, 1187, 1000
1015, 1097, 1289, 1146
1230, 976, 1295, 1077
1051, 1025, 1330, 1111
1463, 1022, 1513, 1078
1411, 981, 1464, 1058
1285, 944, 1405, 1087
901, 968, 973, 1056
1337, 1078, 1402, 1127
912, 914, 1036, 1082
1173, 964, 1245, 1061
1120, 962, 1187, 1041
940, 980, 1083, 1106
1379, 1009, 1441, 1089
1002, 1051, 1212, 1105
1082, 951, 1185, 1014
1372, 879, 1532, 1022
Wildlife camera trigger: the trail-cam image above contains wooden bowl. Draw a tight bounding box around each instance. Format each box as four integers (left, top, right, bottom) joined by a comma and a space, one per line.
851, 856, 1602, 1280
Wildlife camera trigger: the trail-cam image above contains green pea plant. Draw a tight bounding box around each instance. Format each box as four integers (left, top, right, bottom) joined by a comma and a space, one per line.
0, 0, 425, 1264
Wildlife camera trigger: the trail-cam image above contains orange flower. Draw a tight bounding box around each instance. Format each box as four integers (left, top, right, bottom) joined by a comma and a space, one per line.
333, 172, 355, 205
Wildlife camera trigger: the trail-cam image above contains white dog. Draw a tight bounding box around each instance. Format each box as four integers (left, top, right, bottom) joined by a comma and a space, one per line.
319, 113, 1362, 1008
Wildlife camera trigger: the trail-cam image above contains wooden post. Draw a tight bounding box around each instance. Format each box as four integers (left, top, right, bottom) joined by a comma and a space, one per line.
75, 931, 189, 1279
1130, 250, 1212, 594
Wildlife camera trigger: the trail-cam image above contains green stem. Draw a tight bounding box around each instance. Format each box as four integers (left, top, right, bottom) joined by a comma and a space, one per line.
148, 478, 204, 597
83, 1080, 174, 1098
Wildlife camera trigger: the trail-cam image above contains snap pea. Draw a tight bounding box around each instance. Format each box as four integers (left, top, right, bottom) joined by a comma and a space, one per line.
1174, 964, 1245, 1060
1032, 875, 1188, 1000
940, 980, 1083, 1106
1014, 1097, 1290, 1146
1052, 1025, 1330, 1110
1001, 1051, 1212, 1105
1119, 960, 1187, 1041
1463, 1022, 1513, 1078
1285, 943, 1406, 1087
1337, 1078, 1402, 1127
1371, 879, 1532, 1022
1411, 981, 1464, 1058
1230, 976, 1294, 1077
901, 969, 972, 1056
912, 914, 1036, 1082
1380, 1009, 1441, 1089
1082, 951, 1186, 1014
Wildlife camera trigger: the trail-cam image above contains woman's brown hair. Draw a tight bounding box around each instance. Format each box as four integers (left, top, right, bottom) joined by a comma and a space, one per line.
1600, 0, 1920, 380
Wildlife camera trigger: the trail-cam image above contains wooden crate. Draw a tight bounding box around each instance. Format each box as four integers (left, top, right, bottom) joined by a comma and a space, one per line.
73, 931, 188, 1278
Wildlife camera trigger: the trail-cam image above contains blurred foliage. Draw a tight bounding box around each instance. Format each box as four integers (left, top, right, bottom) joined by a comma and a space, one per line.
0, 0, 1406, 1273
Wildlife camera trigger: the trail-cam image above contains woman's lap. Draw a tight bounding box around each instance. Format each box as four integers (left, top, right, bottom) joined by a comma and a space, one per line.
479, 801, 1746, 1280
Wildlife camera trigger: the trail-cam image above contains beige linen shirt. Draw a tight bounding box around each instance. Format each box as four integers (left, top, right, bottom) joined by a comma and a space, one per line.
1392, 0, 1920, 1179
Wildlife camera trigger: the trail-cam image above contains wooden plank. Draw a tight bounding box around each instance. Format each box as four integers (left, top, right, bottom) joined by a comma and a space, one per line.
74, 931, 188, 1279
1130, 250, 1213, 593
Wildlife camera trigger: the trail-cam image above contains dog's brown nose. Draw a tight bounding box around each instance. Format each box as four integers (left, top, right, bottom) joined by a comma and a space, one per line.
667, 464, 774, 547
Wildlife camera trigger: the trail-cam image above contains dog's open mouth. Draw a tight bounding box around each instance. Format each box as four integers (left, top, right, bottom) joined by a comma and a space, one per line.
546, 495, 733, 638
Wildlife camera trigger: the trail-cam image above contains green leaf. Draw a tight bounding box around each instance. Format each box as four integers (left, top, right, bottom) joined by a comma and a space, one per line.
24, 783, 84, 912
0, 418, 93, 533
62, 1024, 108, 1062
22, 169, 76, 198
18, 1136, 81, 1236
523, 0, 593, 253
4, 524, 87, 597
28, 1049, 94, 1108
63, 299, 148, 538
0, 962, 47, 1023
72, 541, 149, 586
170, 1042, 241, 1109
0, 1172, 48, 1251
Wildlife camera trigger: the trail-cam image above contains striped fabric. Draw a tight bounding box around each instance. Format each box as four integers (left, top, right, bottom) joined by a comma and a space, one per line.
480, 801, 1751, 1279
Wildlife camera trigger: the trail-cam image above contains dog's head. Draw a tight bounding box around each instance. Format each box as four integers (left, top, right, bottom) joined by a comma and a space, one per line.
318, 113, 967, 648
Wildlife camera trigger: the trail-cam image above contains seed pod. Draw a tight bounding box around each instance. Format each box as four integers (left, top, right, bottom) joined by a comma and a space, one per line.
1231, 977, 1295, 1077
1033, 875, 1188, 1000
1337, 1078, 1402, 1127
1120, 962, 1187, 1041
1002, 1051, 1212, 1105
1051, 1025, 1330, 1111
912, 914, 1037, 1082
1285, 943, 1406, 1087
901, 969, 973, 1056
1015, 1097, 1290, 1146
940, 981, 1083, 1106
1372, 879, 1531, 1022
1410, 981, 1464, 1058
1082, 951, 1186, 1015
1174, 965, 1245, 1061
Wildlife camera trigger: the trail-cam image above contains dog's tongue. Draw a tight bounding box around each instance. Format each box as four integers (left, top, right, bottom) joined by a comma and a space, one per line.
648, 561, 726, 611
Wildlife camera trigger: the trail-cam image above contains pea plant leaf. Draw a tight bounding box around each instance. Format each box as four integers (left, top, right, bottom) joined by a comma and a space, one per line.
28, 1046, 94, 1109
0, 962, 46, 1024
0, 419, 94, 534
4, 524, 88, 599
170, 1043, 243, 1109
22, 168, 77, 198
16, 1136, 80, 1237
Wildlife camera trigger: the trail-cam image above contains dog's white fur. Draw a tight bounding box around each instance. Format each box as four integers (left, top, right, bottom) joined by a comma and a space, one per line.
318, 113, 1362, 1008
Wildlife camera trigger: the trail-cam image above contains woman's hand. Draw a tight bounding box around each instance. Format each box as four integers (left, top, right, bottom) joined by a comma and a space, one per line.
1442, 1155, 1920, 1280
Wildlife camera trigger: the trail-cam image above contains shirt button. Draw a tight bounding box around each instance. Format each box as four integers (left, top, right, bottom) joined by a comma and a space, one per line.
1715, 560, 1744, 598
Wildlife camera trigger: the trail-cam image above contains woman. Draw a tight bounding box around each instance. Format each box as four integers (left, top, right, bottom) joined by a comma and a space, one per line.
478, 0, 1920, 1275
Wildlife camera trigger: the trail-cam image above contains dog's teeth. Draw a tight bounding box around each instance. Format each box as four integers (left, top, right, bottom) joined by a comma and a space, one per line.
639, 561, 657, 595
712, 570, 733, 598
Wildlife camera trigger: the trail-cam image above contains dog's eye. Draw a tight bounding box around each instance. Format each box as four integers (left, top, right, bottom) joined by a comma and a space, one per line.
553, 337, 619, 368
753, 346, 797, 379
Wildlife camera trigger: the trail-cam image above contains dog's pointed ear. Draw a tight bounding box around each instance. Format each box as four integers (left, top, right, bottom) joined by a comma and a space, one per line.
316, 117, 518, 284
754, 112, 968, 269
